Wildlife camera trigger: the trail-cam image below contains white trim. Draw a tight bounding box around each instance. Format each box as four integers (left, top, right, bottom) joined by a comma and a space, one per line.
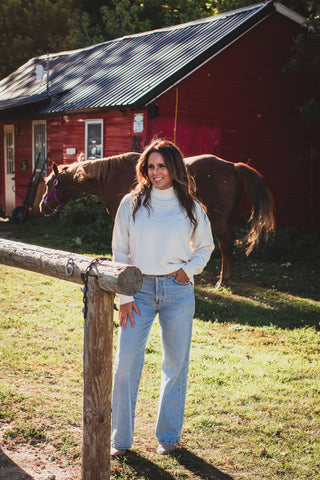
274, 2, 306, 25
85, 119, 104, 160
4, 124, 15, 216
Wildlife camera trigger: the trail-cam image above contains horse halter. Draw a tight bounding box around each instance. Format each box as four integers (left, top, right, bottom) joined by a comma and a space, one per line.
42, 174, 67, 213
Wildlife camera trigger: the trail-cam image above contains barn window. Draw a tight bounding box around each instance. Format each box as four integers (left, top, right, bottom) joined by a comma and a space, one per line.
32, 120, 47, 178
85, 119, 103, 159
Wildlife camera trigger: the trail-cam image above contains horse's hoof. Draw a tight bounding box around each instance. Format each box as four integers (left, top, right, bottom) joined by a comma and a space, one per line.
215, 278, 229, 289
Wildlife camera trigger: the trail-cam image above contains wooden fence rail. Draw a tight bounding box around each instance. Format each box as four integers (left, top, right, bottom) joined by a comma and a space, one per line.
0, 239, 143, 480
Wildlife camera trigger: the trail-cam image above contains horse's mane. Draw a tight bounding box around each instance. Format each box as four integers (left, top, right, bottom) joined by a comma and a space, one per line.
66, 152, 140, 184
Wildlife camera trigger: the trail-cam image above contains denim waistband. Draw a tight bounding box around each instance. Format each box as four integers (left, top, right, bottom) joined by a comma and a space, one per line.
142, 273, 176, 278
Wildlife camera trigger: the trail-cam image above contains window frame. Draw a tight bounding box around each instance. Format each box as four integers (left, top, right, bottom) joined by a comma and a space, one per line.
85, 119, 104, 160
32, 120, 47, 177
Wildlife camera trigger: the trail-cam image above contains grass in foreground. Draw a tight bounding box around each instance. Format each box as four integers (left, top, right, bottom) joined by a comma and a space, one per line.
0, 236, 319, 479
0, 207, 319, 478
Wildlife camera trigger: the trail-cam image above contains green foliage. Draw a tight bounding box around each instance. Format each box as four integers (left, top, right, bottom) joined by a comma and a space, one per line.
281, 0, 320, 17
77, 0, 218, 45
0, 0, 80, 79
77, 0, 320, 46
100, 0, 150, 40
297, 97, 320, 123
12, 193, 113, 254
284, 16, 320, 123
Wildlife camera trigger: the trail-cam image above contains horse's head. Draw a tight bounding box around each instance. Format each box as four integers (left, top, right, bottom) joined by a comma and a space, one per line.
40, 163, 73, 215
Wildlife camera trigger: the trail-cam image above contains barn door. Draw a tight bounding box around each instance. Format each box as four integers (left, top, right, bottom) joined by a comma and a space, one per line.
32, 120, 47, 179
4, 124, 15, 216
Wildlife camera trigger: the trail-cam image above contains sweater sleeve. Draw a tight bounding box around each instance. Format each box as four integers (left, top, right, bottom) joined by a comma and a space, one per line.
112, 195, 135, 305
182, 202, 214, 280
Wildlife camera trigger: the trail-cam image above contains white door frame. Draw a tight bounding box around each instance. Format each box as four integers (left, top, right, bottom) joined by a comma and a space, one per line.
4, 124, 15, 216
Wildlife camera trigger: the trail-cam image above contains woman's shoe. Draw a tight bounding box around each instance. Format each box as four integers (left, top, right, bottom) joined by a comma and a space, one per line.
157, 442, 175, 455
111, 446, 127, 457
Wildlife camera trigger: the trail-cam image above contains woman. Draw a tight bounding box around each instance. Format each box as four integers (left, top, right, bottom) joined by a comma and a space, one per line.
111, 138, 214, 456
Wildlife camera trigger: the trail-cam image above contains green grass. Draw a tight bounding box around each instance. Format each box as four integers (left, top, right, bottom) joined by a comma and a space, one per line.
0, 208, 320, 479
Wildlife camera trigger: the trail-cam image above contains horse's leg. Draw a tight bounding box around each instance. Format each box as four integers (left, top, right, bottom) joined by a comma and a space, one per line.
208, 213, 234, 288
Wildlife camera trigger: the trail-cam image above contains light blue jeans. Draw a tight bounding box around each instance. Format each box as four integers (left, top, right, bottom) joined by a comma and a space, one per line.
111, 274, 195, 449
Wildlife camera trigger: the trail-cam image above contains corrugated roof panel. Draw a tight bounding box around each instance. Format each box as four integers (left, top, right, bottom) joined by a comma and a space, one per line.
0, 2, 276, 113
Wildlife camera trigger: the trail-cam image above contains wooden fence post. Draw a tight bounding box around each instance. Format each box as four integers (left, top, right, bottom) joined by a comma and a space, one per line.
82, 275, 114, 480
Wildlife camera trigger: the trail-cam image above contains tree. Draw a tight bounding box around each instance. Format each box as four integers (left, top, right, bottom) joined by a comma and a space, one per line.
280, 0, 320, 123
77, 0, 320, 47
281, 0, 320, 17
285, 16, 320, 123
0, 0, 80, 79
77, 0, 218, 45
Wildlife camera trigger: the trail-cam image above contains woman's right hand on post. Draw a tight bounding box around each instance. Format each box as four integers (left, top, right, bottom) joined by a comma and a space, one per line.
119, 301, 140, 329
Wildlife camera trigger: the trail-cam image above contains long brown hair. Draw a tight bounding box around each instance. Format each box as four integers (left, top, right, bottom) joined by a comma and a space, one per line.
132, 139, 200, 227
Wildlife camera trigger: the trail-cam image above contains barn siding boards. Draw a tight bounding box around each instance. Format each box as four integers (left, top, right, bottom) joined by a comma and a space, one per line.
47, 117, 64, 166
46, 111, 134, 165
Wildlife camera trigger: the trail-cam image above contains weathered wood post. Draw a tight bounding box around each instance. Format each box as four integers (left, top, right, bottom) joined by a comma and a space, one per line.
82, 275, 114, 480
0, 239, 143, 480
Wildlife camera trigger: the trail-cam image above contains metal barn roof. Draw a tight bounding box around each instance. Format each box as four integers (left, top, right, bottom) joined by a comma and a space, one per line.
0, 1, 304, 114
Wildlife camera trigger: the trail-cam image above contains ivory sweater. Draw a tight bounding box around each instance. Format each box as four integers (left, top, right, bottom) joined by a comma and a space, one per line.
112, 186, 214, 304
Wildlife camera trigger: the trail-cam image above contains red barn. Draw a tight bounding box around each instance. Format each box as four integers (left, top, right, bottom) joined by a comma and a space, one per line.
0, 1, 319, 226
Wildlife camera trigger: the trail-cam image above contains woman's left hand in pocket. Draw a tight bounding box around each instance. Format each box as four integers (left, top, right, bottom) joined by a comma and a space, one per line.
169, 268, 189, 283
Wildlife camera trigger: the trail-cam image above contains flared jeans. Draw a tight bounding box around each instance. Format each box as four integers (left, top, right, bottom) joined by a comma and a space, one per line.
111, 274, 195, 449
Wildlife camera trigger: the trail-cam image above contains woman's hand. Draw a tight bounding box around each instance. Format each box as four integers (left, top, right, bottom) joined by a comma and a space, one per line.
169, 268, 189, 283
119, 301, 140, 329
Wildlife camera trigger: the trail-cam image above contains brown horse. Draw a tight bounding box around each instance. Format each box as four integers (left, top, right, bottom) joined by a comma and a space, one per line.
40, 152, 275, 286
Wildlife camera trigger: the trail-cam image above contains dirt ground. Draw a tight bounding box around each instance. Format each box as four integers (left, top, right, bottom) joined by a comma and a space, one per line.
0, 431, 81, 480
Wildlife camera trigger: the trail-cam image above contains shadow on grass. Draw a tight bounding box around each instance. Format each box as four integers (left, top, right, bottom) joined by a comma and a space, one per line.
194, 282, 320, 330
175, 447, 234, 479
0, 447, 33, 479
118, 449, 234, 480
116, 451, 175, 479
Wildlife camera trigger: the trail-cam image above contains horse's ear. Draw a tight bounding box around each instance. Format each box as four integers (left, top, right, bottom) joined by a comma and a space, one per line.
53, 163, 59, 176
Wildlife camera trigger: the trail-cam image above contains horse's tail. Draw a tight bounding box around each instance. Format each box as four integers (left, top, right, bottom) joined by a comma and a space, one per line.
234, 162, 276, 255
